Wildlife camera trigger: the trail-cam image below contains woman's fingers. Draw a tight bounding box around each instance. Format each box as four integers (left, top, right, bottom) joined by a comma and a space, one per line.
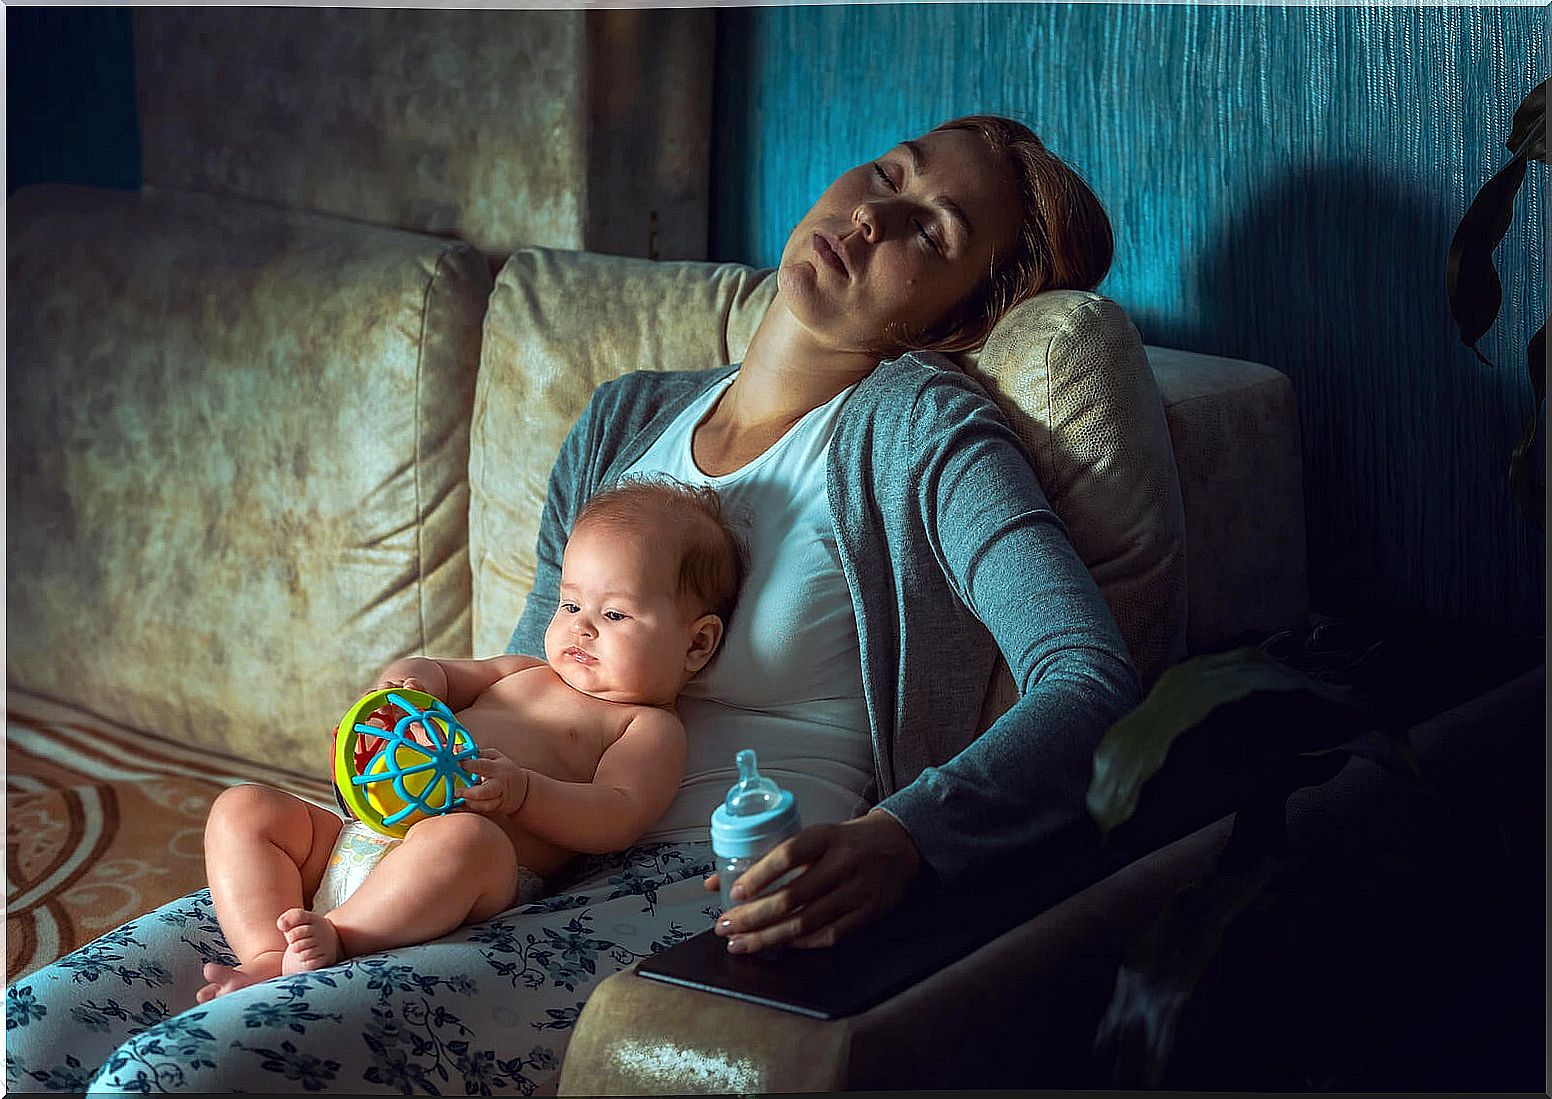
716, 811, 923, 954
726, 881, 866, 953
726, 826, 834, 902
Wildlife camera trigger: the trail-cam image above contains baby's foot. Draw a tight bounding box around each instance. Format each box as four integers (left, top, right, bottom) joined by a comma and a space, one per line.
277, 908, 343, 973
196, 951, 284, 1002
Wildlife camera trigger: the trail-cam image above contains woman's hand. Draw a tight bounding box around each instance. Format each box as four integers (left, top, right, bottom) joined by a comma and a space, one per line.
705, 809, 924, 953
459, 748, 531, 817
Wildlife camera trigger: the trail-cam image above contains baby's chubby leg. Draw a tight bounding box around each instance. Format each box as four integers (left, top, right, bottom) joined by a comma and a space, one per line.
278, 812, 521, 972
200, 783, 343, 1000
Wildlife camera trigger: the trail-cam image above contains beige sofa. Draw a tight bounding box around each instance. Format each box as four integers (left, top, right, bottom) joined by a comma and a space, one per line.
7, 180, 1308, 1085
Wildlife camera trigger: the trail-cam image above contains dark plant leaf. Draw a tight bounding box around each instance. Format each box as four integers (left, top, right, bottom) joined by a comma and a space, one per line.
1446, 154, 1527, 349
1093, 855, 1284, 1088
1528, 322, 1546, 405
1508, 323, 1546, 527
1086, 648, 1363, 839
1506, 79, 1547, 162
1306, 727, 1421, 783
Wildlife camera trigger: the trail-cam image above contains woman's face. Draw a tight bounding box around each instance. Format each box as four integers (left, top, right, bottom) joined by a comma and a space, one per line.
776, 127, 1023, 355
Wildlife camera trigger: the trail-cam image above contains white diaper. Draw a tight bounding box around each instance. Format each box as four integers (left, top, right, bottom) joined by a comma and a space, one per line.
312, 818, 548, 915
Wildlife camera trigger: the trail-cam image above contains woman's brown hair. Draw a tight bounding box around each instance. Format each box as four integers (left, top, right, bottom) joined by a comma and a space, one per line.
908, 115, 1114, 355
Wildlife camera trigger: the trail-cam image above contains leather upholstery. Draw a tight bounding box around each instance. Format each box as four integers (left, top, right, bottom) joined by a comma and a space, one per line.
6, 185, 488, 769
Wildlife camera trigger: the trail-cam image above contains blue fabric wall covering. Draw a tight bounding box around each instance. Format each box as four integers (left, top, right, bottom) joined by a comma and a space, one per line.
712, 2, 1546, 636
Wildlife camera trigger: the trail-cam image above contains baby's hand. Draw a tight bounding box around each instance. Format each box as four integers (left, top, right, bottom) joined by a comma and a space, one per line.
363, 675, 430, 746
459, 748, 531, 817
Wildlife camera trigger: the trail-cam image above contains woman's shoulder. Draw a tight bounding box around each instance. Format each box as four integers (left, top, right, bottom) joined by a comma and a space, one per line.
853, 351, 1005, 437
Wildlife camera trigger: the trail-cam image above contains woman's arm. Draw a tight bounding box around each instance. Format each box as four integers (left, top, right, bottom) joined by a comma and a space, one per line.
714, 373, 1140, 952
878, 377, 1141, 882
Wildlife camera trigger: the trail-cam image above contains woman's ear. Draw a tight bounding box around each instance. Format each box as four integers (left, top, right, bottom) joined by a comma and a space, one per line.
683, 614, 724, 675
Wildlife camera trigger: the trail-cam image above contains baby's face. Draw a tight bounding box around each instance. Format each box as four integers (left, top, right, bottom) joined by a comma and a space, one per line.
544, 520, 706, 706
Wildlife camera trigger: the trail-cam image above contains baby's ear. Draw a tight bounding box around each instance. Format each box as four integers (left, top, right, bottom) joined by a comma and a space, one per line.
684, 614, 724, 675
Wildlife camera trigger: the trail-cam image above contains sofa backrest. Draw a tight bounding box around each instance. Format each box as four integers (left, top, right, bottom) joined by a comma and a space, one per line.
468, 247, 1197, 704
6, 185, 488, 769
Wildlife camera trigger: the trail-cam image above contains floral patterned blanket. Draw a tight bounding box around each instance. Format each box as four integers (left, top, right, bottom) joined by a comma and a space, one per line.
5, 689, 721, 1094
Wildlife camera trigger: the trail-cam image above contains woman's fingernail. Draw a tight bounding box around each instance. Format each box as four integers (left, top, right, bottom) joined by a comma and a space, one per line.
729, 886, 746, 901
727, 937, 749, 954
716, 918, 733, 934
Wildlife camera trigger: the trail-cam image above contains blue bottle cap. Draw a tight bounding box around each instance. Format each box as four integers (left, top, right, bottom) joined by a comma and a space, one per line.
710, 749, 800, 858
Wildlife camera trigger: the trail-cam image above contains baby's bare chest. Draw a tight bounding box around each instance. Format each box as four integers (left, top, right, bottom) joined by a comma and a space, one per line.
455, 672, 626, 783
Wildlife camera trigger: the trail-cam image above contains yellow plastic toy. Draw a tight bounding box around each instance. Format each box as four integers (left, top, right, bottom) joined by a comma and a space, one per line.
332, 688, 479, 838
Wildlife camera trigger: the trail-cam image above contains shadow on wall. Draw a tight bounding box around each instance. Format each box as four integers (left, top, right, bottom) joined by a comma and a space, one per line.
1140, 160, 1539, 630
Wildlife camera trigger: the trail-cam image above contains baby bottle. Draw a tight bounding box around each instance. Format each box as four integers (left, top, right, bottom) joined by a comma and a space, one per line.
710, 749, 801, 915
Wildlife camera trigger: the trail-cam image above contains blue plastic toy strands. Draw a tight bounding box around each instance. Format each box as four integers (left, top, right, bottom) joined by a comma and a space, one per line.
346, 692, 481, 828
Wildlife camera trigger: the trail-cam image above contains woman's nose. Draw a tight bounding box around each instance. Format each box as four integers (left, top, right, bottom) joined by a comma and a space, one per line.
851, 201, 880, 241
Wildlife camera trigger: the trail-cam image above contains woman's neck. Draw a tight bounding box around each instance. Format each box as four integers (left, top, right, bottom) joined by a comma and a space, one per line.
724, 296, 880, 430
691, 295, 881, 477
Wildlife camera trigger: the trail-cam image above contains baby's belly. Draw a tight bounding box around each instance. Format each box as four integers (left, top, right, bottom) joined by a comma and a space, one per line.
454, 702, 600, 784
448, 703, 602, 877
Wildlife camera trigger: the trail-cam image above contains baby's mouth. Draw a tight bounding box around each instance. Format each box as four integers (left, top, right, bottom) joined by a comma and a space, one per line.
564, 646, 597, 666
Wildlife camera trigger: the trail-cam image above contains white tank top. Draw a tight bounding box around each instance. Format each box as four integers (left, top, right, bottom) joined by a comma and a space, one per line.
622, 372, 874, 842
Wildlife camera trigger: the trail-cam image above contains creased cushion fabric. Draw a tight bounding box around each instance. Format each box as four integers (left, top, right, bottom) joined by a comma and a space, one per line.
6, 185, 488, 768
469, 248, 776, 657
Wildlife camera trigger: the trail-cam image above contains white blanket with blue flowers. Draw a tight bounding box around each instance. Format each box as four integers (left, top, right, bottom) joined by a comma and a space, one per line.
7, 841, 716, 1095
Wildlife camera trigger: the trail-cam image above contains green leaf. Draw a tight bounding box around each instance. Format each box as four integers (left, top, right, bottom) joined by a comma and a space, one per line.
1086, 648, 1362, 839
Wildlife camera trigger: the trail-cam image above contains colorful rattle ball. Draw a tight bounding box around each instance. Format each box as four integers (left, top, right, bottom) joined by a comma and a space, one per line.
332, 688, 479, 838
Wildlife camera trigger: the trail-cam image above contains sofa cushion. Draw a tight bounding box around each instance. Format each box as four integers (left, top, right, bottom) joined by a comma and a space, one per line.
6, 185, 488, 770
470, 249, 1188, 696
469, 248, 775, 657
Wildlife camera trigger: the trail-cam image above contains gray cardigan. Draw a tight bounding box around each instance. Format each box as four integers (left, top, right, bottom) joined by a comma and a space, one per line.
508, 353, 1141, 886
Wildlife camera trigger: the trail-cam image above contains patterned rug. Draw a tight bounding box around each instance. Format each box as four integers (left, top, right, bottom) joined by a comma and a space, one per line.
5, 690, 334, 983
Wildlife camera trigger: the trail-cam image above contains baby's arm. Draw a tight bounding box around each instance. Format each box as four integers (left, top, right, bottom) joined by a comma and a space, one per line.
462, 709, 686, 854
376, 654, 545, 711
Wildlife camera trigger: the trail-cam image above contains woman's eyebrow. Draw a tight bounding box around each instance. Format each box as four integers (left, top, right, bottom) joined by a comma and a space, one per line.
900, 139, 973, 244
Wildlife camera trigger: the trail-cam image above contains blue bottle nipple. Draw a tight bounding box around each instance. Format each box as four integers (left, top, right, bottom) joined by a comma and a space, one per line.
725, 749, 781, 816
710, 749, 800, 859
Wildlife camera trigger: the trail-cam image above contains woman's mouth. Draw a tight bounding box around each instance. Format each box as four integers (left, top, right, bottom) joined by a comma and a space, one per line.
813, 232, 848, 278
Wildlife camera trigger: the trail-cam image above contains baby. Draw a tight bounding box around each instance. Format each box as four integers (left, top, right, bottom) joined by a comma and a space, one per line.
198, 478, 746, 1000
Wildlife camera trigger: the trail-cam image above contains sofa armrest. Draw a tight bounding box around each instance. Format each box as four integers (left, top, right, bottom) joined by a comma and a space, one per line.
562, 664, 1543, 1094
559, 815, 1232, 1094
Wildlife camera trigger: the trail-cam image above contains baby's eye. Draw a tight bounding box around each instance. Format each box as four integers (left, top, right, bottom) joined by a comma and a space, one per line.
559, 602, 580, 614
872, 162, 898, 192
603, 610, 629, 622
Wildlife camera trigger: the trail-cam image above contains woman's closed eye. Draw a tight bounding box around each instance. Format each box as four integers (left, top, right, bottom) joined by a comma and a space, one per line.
871, 162, 942, 255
